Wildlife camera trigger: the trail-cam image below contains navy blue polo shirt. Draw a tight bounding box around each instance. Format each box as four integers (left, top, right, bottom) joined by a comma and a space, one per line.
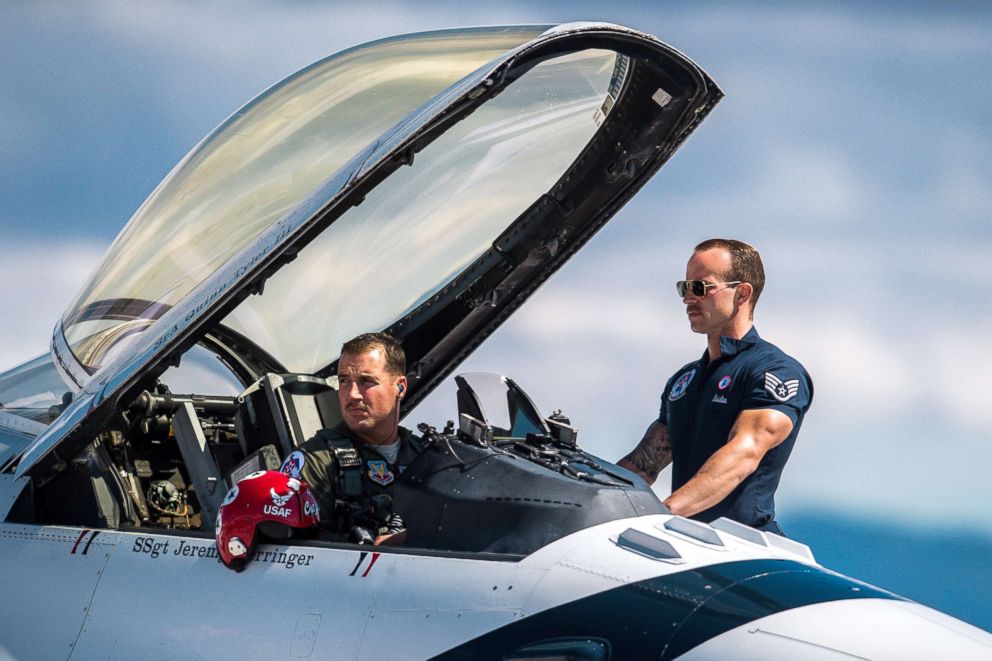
659, 327, 813, 530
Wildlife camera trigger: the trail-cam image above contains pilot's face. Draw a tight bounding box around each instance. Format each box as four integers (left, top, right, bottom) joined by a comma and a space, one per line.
683, 247, 740, 336
337, 348, 405, 445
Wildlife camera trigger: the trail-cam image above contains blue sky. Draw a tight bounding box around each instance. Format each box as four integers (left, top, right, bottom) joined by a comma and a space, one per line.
1, 1, 990, 627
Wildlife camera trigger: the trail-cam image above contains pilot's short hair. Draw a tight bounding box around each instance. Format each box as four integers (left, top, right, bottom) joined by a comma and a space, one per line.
341, 332, 406, 376
694, 238, 765, 311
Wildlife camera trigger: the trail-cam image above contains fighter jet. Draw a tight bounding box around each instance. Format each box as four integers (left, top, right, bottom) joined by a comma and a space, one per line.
0, 23, 989, 659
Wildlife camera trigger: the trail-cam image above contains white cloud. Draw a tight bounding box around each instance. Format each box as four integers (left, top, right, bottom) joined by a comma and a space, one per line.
512, 290, 668, 345
930, 331, 992, 431
0, 239, 106, 372
682, 5, 992, 58
701, 145, 867, 229
933, 128, 992, 219
84, 1, 551, 82
781, 414, 992, 527
784, 317, 919, 417
0, 100, 42, 172
765, 302, 992, 522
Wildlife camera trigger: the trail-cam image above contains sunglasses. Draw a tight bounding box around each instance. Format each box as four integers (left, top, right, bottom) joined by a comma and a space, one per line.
676, 280, 742, 297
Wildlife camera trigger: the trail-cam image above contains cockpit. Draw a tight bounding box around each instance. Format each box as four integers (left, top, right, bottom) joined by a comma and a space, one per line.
7, 351, 660, 557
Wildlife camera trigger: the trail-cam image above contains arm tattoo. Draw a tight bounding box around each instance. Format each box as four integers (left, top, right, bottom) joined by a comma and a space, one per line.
619, 421, 672, 483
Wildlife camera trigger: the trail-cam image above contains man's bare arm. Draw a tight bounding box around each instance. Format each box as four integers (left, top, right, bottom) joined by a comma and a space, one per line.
617, 420, 672, 485
663, 408, 793, 517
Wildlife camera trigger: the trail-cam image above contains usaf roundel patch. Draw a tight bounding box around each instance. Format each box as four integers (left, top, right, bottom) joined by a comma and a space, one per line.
367, 460, 395, 486
221, 485, 239, 507
669, 369, 696, 401
764, 372, 800, 402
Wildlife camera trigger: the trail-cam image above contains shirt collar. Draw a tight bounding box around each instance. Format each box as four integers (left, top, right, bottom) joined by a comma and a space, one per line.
699, 326, 761, 365
718, 326, 761, 357
334, 421, 410, 463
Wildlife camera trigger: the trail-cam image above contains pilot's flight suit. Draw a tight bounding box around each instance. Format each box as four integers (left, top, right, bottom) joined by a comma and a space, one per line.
660, 327, 812, 534
280, 423, 422, 540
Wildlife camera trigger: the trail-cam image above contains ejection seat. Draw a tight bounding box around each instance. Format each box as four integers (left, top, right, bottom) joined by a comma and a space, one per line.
234, 373, 341, 478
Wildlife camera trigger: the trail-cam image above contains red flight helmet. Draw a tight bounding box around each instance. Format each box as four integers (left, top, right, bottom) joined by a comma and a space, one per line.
215, 470, 320, 571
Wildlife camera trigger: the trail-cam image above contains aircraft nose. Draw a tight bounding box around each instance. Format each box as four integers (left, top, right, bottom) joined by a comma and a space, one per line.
429, 553, 992, 659
681, 597, 992, 659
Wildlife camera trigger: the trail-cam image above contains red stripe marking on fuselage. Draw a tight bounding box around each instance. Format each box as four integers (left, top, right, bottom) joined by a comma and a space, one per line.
70, 529, 90, 554
361, 552, 380, 577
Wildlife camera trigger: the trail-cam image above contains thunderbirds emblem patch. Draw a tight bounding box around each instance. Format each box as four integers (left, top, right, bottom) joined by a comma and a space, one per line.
669, 369, 696, 401
764, 372, 800, 402
281, 451, 305, 479
367, 460, 394, 486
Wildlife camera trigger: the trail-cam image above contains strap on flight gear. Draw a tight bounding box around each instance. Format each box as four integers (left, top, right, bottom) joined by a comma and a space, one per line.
325, 436, 364, 499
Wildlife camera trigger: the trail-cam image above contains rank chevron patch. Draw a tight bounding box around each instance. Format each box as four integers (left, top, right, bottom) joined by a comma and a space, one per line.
764, 372, 800, 402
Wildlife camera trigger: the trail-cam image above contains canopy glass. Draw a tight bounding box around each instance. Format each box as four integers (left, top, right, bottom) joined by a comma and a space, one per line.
61, 27, 546, 371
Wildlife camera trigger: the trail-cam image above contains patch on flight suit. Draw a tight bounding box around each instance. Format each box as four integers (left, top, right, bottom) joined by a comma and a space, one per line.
367, 460, 394, 486
669, 369, 696, 401
764, 372, 800, 402
281, 450, 306, 479
718, 375, 732, 390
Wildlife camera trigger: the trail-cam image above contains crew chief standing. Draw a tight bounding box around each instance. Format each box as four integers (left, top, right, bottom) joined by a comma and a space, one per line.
618, 239, 812, 534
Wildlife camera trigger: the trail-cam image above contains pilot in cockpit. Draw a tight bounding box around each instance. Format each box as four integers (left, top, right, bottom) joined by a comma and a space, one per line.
282, 332, 421, 543
216, 332, 422, 571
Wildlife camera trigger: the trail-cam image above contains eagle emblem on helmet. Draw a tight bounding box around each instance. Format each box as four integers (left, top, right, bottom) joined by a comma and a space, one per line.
270, 488, 292, 507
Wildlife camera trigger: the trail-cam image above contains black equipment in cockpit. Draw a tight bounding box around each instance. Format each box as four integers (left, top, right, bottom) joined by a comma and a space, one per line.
393, 373, 663, 555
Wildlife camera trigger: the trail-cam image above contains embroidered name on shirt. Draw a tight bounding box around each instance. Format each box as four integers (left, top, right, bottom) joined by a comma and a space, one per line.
712, 394, 728, 404
765, 372, 800, 402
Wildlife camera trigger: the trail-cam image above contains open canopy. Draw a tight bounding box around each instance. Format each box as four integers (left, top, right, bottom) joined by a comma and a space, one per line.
22, 22, 721, 481
59, 26, 548, 383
